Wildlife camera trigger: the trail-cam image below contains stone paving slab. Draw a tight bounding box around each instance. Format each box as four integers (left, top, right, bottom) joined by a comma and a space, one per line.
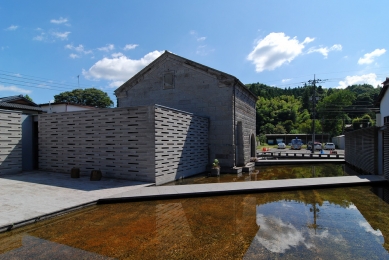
100, 175, 388, 203
0, 171, 153, 232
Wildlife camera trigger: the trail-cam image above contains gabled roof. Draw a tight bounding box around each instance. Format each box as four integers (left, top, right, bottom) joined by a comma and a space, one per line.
114, 51, 258, 100
376, 77, 389, 105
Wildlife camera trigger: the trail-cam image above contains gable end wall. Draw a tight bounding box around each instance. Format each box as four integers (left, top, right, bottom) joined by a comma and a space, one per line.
117, 57, 235, 167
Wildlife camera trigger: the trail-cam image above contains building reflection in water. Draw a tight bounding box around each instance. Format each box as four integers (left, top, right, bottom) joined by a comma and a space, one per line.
1, 185, 389, 259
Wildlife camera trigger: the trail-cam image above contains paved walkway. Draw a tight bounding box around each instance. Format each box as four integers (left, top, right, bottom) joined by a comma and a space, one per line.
0, 171, 387, 233
0, 171, 152, 232
100, 175, 387, 202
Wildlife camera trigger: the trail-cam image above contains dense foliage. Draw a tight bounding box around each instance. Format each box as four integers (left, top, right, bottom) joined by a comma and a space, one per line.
246, 82, 381, 137
54, 88, 113, 108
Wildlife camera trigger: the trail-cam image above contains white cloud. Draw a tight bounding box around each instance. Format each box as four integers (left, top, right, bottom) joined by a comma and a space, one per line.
358, 221, 383, 237
247, 32, 314, 72
109, 81, 125, 88
255, 214, 313, 253
52, 31, 70, 40
5, 25, 18, 31
197, 36, 206, 42
123, 44, 138, 50
111, 52, 124, 58
65, 44, 92, 54
33, 33, 46, 41
50, 17, 68, 24
196, 45, 214, 56
337, 73, 382, 89
83, 50, 164, 85
69, 53, 79, 59
0, 85, 31, 94
358, 49, 386, 65
282, 78, 291, 83
97, 44, 115, 52
308, 44, 342, 58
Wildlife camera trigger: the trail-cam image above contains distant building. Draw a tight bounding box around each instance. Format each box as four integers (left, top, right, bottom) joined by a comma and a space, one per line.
115, 51, 257, 170
0, 95, 43, 172
375, 77, 389, 176
0, 95, 43, 114
39, 102, 97, 113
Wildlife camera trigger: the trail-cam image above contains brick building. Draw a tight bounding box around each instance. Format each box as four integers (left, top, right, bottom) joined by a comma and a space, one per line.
115, 51, 257, 170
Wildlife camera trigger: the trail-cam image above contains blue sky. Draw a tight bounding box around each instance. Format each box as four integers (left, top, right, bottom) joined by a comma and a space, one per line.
1, 1, 388, 105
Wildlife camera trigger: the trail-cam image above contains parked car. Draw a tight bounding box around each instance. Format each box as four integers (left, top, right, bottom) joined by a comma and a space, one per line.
324, 142, 335, 150
278, 142, 286, 149
314, 142, 322, 150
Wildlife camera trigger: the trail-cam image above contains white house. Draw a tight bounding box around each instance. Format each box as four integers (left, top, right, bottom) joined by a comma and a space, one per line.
375, 77, 389, 176
39, 102, 97, 113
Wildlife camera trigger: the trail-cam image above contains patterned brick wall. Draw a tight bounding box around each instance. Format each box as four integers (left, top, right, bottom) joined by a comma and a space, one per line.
0, 110, 22, 175
38, 105, 208, 184
384, 122, 389, 179
154, 106, 208, 185
345, 127, 378, 174
38, 106, 156, 182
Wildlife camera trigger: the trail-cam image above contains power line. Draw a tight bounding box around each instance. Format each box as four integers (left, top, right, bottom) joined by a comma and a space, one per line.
0, 69, 99, 92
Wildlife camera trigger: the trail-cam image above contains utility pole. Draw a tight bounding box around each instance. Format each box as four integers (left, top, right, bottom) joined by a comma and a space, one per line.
307, 75, 326, 153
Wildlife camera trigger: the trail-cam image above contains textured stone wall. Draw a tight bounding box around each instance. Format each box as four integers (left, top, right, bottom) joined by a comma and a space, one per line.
154, 106, 208, 185
384, 122, 389, 179
38, 106, 156, 182
38, 105, 208, 184
234, 85, 257, 165
116, 56, 254, 168
345, 127, 378, 174
0, 110, 22, 175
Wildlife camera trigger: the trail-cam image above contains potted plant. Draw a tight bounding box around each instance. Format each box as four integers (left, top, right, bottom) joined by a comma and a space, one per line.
210, 159, 220, 177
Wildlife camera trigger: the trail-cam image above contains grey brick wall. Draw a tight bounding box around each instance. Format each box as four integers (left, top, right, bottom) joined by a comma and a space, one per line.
38, 106, 156, 182
234, 85, 257, 165
116, 55, 256, 168
345, 127, 378, 174
0, 110, 22, 175
383, 122, 389, 179
155, 105, 208, 185
38, 105, 208, 184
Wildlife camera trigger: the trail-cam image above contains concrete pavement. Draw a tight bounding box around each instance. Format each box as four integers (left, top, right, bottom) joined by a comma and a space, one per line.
0, 171, 387, 233
0, 171, 152, 232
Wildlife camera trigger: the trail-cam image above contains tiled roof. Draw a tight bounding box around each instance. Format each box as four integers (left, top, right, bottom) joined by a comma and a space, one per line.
0, 102, 43, 111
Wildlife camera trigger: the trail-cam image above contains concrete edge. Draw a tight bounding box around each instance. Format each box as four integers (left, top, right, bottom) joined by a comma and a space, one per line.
0, 200, 98, 234
97, 179, 388, 204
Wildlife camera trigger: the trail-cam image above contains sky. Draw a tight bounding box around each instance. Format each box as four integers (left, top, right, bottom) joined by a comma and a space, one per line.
1, 1, 389, 105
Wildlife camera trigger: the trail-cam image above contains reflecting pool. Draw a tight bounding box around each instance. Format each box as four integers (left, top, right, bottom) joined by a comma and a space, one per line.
164, 163, 349, 186
1, 185, 389, 259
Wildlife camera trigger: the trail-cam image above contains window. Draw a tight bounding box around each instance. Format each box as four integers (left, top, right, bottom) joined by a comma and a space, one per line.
163, 72, 175, 89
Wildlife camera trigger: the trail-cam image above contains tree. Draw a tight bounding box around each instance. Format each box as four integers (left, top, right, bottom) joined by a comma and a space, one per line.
24, 94, 33, 102
316, 90, 355, 136
54, 88, 113, 108
352, 114, 374, 130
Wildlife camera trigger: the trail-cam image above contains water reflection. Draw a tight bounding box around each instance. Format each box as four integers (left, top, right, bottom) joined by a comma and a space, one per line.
244, 199, 387, 259
1, 185, 389, 259
164, 164, 347, 186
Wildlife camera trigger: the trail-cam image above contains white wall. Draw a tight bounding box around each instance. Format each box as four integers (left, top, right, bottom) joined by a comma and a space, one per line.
40, 104, 96, 113
379, 90, 389, 126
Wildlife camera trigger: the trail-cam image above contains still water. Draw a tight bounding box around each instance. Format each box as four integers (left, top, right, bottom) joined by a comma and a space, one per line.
1, 185, 389, 259
164, 164, 349, 185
